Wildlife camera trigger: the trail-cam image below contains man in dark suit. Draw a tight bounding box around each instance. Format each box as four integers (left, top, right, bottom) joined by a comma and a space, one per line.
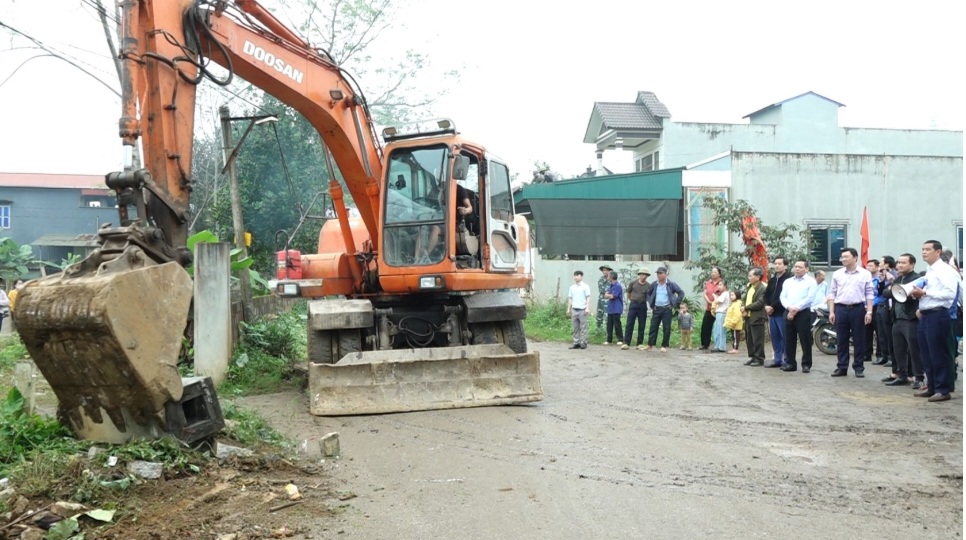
742, 267, 768, 366
763, 257, 791, 367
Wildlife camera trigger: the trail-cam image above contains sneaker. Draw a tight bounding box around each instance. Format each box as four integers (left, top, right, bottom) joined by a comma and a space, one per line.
568, 344, 580, 349
579, 344, 587, 349
637, 345, 647, 351
912, 380, 925, 390
603, 342, 611, 346
620, 344, 629, 350
616, 341, 624, 346
642, 345, 652, 351
660, 347, 667, 353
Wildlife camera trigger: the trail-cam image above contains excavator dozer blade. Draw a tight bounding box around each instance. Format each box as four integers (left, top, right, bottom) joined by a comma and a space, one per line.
15, 262, 193, 443
308, 344, 542, 416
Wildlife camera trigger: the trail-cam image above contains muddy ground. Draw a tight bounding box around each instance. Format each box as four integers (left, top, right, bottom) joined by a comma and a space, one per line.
238, 341, 963, 540
4, 341, 962, 539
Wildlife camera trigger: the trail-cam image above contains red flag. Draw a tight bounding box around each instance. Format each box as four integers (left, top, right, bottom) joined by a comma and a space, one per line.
860, 206, 870, 267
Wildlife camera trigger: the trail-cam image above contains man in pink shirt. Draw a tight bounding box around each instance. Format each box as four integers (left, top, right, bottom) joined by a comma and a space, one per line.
826, 247, 875, 378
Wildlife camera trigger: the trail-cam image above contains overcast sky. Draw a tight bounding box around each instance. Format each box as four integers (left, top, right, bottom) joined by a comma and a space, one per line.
1, 0, 964, 180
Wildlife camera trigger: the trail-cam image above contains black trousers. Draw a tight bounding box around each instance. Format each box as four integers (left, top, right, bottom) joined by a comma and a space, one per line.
700, 309, 715, 348
892, 318, 923, 380
648, 306, 673, 347
834, 304, 867, 371
874, 304, 894, 362
745, 319, 765, 362
624, 302, 648, 346
606, 313, 623, 343
784, 310, 814, 369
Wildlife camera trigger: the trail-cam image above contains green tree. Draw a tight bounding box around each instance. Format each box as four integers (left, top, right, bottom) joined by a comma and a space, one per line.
686, 197, 812, 295
200, 96, 334, 271
0, 238, 35, 286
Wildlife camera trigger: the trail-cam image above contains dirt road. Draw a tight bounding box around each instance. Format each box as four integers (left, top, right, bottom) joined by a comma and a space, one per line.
241, 341, 963, 540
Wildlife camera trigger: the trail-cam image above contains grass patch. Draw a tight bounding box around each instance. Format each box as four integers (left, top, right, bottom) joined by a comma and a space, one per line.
0, 335, 28, 372
220, 400, 291, 452
525, 300, 715, 348
0, 388, 80, 477
219, 301, 308, 397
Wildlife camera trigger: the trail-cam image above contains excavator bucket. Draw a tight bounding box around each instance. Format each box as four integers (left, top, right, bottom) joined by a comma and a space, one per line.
15, 261, 193, 443
308, 344, 542, 415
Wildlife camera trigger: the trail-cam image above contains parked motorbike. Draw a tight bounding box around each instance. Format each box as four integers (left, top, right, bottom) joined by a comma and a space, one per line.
812, 307, 838, 355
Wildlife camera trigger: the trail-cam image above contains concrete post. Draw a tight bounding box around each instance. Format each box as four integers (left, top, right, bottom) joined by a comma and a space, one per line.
194, 242, 232, 386
219, 105, 254, 323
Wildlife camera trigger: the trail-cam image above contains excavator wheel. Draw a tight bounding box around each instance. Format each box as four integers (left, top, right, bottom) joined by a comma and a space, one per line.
307, 330, 336, 364
308, 329, 363, 364
471, 320, 527, 354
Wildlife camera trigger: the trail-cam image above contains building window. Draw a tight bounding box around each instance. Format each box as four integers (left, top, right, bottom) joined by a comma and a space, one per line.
636, 153, 654, 172
0, 205, 9, 229
957, 224, 963, 266
81, 192, 117, 208
809, 225, 846, 266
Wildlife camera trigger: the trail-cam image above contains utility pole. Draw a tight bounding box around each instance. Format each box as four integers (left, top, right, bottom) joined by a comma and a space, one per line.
219, 105, 254, 323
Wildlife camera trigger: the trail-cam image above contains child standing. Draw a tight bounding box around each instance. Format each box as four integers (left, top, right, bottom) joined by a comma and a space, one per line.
712, 282, 731, 352
677, 303, 694, 350
724, 290, 744, 354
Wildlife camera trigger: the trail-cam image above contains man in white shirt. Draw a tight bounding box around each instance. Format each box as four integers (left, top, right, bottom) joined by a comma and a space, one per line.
780, 260, 818, 373
566, 270, 593, 350
810, 270, 828, 312
909, 240, 960, 402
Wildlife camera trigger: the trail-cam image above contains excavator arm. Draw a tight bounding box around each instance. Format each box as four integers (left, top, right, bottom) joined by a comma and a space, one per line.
118, 0, 384, 254
15, 0, 541, 438
13, 0, 389, 442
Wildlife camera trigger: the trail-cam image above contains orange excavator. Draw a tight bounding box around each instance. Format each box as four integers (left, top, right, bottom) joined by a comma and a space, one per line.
14, 0, 541, 443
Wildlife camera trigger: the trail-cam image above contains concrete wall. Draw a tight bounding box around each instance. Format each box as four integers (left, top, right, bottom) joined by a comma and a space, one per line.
732, 152, 964, 265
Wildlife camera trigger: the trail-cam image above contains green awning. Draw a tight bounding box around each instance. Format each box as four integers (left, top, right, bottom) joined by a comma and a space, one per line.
514, 169, 683, 255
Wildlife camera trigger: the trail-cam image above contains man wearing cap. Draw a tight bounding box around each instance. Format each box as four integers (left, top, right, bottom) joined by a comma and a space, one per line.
596, 265, 612, 331
644, 266, 685, 352
622, 267, 652, 350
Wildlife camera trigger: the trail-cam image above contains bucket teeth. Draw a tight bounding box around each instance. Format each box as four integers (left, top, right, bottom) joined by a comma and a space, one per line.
16, 262, 193, 441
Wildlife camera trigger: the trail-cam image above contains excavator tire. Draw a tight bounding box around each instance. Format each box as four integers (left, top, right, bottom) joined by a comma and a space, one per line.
307, 329, 363, 364
470, 320, 527, 354
307, 330, 335, 364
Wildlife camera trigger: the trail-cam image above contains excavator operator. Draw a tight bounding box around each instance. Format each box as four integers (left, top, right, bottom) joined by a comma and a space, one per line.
416, 181, 475, 263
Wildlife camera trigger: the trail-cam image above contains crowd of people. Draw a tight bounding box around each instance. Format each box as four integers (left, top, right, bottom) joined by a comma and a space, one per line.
565, 240, 963, 403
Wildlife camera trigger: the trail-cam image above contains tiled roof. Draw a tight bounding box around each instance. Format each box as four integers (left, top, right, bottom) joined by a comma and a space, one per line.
595, 102, 664, 130
636, 91, 671, 118
0, 172, 105, 189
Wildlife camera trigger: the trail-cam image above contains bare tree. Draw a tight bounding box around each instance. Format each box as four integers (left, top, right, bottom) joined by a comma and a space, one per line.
283, 0, 459, 124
